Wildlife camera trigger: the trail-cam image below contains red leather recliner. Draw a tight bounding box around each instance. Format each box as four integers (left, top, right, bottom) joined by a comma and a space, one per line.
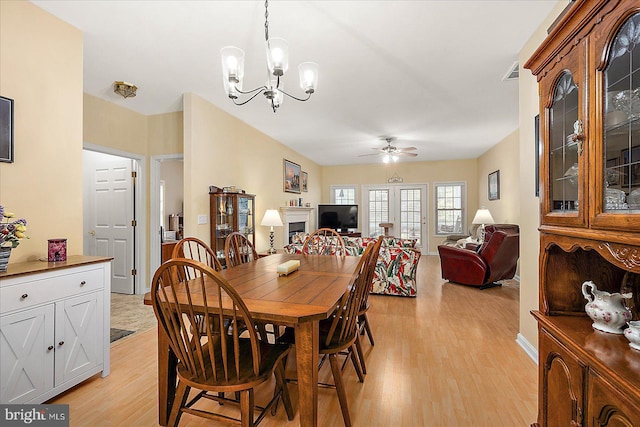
437, 224, 520, 289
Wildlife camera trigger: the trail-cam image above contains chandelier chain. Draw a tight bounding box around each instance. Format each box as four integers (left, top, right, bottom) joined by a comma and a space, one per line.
264, 0, 269, 42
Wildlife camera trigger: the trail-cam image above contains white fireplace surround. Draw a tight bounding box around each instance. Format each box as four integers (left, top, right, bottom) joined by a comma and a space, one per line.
279, 207, 314, 244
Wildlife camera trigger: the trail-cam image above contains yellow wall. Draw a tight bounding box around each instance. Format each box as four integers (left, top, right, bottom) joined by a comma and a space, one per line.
0, 1, 83, 262
183, 93, 322, 253
518, 0, 571, 349
320, 160, 479, 253
478, 129, 520, 224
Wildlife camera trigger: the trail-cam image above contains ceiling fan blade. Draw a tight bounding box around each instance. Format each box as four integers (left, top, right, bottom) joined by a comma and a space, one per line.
358, 153, 383, 157
395, 152, 418, 157
397, 146, 417, 151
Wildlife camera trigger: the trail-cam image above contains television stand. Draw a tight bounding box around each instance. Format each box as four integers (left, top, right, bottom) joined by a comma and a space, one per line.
338, 231, 361, 237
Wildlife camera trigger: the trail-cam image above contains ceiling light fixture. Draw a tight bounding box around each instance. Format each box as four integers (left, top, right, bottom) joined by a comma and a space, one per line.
113, 81, 137, 99
220, 0, 319, 113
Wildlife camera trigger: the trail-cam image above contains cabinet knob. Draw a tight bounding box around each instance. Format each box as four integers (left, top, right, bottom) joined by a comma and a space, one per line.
80, 281, 86, 286
58, 341, 64, 346
20, 293, 28, 299
47, 345, 54, 351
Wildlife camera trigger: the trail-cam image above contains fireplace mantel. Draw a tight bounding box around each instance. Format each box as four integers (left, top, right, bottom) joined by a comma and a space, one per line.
279, 207, 314, 243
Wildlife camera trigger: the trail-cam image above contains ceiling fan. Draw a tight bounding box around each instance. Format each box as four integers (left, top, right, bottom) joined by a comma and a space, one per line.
358, 137, 418, 163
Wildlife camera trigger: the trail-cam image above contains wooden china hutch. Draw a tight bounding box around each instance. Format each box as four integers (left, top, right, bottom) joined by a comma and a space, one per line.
525, 1, 640, 426
209, 191, 255, 265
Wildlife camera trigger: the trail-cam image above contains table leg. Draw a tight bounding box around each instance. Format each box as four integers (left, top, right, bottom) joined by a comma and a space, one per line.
157, 326, 176, 426
295, 321, 319, 427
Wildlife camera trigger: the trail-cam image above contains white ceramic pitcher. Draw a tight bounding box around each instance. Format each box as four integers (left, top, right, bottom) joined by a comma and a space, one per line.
582, 281, 632, 334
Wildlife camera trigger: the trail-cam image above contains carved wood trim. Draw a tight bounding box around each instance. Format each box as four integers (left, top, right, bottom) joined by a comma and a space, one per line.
598, 242, 640, 271
526, 0, 621, 79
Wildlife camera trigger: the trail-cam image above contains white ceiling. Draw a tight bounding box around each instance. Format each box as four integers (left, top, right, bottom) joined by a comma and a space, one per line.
31, 0, 557, 166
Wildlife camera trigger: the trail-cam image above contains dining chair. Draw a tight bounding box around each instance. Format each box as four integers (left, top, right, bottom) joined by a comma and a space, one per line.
357, 237, 384, 346
224, 231, 279, 342
224, 232, 258, 268
150, 258, 294, 427
302, 228, 346, 256
280, 238, 381, 427
354, 236, 383, 374
171, 237, 222, 272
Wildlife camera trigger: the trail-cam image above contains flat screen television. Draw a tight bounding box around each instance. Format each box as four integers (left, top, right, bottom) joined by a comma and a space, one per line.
317, 204, 358, 231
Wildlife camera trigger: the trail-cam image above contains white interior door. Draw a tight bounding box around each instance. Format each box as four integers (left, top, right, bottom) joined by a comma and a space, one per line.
362, 184, 428, 251
84, 153, 135, 294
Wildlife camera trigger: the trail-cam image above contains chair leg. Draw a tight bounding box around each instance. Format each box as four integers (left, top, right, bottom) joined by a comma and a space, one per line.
328, 353, 352, 427
274, 360, 294, 420
168, 381, 190, 427
349, 343, 365, 383
361, 313, 375, 346
239, 389, 254, 427
354, 335, 367, 375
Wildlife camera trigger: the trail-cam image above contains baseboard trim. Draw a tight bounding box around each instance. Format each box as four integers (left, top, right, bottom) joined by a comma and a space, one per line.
517, 333, 538, 364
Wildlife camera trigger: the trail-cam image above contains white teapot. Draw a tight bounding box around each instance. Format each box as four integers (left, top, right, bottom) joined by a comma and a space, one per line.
582, 281, 632, 334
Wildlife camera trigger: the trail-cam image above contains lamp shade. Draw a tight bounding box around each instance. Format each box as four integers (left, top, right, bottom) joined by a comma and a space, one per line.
472, 208, 495, 225
261, 209, 283, 227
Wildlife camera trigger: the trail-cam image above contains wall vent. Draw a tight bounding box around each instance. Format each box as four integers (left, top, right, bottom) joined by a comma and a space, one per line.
503, 61, 519, 81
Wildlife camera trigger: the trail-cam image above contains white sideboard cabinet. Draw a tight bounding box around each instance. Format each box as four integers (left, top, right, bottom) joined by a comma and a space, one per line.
0, 256, 111, 404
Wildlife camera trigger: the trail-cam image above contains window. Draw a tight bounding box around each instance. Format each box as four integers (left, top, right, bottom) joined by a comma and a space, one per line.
367, 189, 389, 237
435, 182, 465, 235
331, 185, 357, 204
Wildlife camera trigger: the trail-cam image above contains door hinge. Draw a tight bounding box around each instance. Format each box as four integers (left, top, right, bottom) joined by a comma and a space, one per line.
131, 269, 137, 276
131, 220, 137, 227
131, 171, 137, 178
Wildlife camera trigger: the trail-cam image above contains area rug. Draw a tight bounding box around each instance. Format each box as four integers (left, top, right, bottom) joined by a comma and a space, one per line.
110, 328, 134, 343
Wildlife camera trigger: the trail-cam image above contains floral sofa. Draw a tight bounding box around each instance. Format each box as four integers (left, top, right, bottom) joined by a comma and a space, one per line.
284, 234, 420, 297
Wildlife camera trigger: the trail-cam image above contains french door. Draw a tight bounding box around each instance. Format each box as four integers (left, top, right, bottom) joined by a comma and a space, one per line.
361, 184, 427, 251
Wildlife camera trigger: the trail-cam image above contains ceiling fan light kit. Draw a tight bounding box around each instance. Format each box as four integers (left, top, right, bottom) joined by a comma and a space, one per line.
220, 0, 319, 112
359, 136, 418, 163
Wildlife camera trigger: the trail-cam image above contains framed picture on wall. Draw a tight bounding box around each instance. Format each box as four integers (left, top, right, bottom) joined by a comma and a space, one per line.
488, 170, 500, 200
0, 96, 14, 163
302, 171, 308, 192
283, 159, 301, 193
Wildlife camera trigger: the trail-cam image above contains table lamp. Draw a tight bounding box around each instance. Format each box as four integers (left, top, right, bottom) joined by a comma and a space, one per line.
471, 207, 495, 241
261, 209, 283, 254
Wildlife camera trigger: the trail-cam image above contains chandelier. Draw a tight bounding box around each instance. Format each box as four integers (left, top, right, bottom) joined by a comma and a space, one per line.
220, 0, 319, 112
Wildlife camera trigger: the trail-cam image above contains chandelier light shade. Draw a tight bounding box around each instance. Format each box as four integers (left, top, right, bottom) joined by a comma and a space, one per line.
113, 81, 137, 99
220, 0, 318, 112
261, 209, 283, 254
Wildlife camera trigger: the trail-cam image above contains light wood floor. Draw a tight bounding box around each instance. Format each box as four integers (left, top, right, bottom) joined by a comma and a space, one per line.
49, 255, 538, 426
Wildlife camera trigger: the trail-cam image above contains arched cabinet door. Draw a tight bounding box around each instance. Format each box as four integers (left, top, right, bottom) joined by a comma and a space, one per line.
539, 39, 588, 228
592, 8, 640, 231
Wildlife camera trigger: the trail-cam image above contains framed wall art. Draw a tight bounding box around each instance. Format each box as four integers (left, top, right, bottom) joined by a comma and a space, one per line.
302, 171, 308, 192
0, 96, 14, 163
283, 159, 301, 193
488, 170, 500, 201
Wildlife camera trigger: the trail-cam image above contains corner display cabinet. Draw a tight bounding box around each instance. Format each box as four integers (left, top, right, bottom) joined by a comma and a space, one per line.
209, 191, 255, 265
525, 1, 640, 426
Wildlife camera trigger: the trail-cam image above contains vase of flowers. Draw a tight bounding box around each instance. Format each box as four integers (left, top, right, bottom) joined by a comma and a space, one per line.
0, 205, 28, 272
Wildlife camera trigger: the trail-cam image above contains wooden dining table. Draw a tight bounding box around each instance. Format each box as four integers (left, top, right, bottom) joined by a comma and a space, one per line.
144, 253, 361, 427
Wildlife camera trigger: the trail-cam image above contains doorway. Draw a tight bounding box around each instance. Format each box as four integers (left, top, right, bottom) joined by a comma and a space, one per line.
82, 144, 146, 294
150, 154, 184, 283
361, 184, 428, 252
